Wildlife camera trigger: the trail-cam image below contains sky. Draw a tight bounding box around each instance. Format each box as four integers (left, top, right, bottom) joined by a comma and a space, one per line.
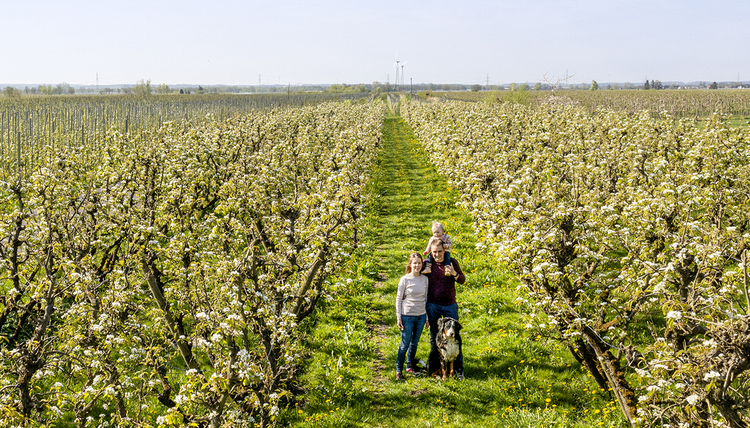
2, 0, 749, 86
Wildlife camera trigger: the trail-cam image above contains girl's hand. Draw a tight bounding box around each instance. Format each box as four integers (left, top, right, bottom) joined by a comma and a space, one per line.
398, 319, 404, 330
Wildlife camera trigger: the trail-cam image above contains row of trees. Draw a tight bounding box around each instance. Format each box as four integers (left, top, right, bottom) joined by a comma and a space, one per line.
463, 81, 701, 92
10, 83, 77, 96
128, 81, 210, 96
0, 101, 385, 427
3, 83, 76, 98
2, 81, 191, 97
643, 80, 664, 90
444, 87, 750, 118
404, 100, 750, 427
0, 92, 372, 177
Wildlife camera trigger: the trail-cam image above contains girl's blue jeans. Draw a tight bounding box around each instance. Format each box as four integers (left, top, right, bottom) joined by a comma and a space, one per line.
397, 313, 427, 373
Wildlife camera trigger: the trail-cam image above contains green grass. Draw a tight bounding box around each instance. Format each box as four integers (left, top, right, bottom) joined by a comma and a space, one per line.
728, 115, 750, 128
282, 115, 627, 427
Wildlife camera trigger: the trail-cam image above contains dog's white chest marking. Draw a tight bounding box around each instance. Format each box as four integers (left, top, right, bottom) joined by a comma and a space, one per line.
442, 337, 460, 361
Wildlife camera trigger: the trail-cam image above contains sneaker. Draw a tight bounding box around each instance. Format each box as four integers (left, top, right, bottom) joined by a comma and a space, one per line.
421, 263, 432, 274
396, 372, 405, 381
406, 368, 422, 377
456, 372, 465, 380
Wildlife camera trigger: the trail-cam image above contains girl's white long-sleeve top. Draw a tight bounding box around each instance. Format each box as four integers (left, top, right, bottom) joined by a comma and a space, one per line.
396, 273, 429, 319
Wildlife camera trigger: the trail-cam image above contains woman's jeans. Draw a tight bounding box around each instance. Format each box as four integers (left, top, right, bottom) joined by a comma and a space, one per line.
397, 314, 427, 372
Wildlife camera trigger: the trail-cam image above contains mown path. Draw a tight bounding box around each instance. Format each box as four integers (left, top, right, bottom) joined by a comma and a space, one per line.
364, 114, 472, 381
292, 115, 627, 428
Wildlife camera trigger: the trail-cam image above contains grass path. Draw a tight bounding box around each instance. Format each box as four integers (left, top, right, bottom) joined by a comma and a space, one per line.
289, 115, 627, 427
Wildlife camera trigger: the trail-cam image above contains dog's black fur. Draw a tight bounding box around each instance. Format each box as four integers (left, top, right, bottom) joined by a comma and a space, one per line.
432, 317, 462, 379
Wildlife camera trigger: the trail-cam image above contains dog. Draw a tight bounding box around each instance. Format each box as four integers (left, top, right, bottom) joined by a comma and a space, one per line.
433, 317, 462, 379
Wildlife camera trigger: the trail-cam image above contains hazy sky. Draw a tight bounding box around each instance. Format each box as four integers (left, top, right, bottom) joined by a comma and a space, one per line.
2, 0, 749, 86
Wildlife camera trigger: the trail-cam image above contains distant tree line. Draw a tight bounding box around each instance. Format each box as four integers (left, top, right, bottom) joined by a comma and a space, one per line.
2, 83, 76, 97
643, 79, 664, 90
5, 78, 748, 99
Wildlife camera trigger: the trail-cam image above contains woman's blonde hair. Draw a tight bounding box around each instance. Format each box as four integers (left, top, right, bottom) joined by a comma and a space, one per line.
405, 252, 423, 275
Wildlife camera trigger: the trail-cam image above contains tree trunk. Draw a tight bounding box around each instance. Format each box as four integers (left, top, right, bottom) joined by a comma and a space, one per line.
581, 325, 638, 427
567, 338, 610, 393
711, 400, 747, 428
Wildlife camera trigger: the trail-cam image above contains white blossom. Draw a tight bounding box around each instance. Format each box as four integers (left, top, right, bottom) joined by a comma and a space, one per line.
666, 311, 682, 321
703, 371, 721, 381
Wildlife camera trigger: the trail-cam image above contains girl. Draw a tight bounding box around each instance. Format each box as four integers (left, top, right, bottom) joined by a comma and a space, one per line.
395, 252, 429, 380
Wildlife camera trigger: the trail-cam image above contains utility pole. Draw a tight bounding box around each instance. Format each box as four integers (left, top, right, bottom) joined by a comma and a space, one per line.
96, 72, 99, 93
486, 74, 489, 89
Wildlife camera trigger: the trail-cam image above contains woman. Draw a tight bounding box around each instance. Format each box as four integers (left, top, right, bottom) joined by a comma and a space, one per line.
395, 252, 429, 380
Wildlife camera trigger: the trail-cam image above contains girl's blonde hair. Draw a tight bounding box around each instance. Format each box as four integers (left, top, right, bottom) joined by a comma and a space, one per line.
405, 252, 423, 275
432, 221, 445, 233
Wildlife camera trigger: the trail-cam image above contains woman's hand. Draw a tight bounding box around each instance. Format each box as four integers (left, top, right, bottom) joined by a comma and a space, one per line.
398, 319, 404, 330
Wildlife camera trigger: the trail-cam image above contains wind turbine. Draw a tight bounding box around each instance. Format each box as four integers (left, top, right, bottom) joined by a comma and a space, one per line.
400, 61, 407, 87
393, 56, 401, 90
